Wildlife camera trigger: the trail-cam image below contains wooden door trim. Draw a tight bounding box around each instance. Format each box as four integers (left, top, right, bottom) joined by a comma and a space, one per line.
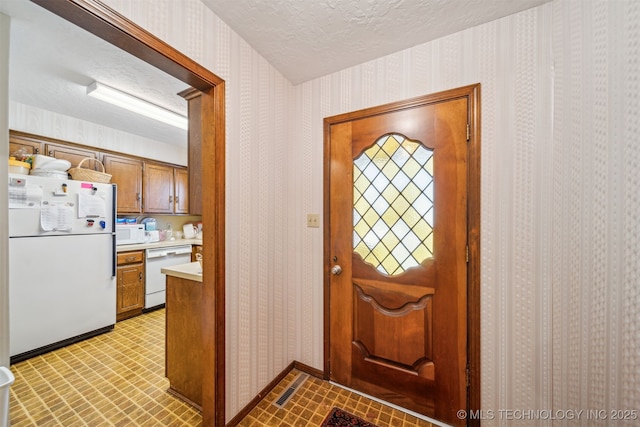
30, 1, 226, 425
323, 84, 480, 424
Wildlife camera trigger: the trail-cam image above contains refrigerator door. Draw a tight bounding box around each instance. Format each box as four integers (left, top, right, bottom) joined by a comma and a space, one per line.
8, 173, 115, 238
9, 234, 116, 357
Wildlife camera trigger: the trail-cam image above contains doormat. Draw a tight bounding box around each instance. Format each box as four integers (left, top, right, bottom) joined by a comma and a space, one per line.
321, 407, 379, 427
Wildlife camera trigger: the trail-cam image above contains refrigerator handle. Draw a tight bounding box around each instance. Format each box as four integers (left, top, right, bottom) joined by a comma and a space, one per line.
112, 234, 117, 278
111, 184, 117, 278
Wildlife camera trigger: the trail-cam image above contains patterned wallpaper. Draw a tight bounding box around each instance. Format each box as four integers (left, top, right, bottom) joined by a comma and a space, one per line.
10, 0, 638, 425
552, 1, 640, 426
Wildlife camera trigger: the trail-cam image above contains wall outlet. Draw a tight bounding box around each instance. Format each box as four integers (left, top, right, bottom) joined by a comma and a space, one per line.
307, 213, 320, 228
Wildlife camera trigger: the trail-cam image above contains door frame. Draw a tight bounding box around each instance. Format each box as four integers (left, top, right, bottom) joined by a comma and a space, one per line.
323, 84, 481, 425
31, 1, 226, 425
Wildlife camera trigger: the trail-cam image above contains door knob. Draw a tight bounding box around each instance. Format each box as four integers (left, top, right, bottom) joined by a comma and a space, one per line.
331, 265, 342, 275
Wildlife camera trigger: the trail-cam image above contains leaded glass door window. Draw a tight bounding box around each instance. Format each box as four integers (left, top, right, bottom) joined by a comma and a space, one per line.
353, 133, 434, 276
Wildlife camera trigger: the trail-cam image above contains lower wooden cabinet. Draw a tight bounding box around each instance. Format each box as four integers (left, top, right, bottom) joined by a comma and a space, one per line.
116, 251, 145, 321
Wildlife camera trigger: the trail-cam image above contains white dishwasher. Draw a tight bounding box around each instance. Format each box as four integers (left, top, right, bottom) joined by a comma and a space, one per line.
145, 245, 192, 309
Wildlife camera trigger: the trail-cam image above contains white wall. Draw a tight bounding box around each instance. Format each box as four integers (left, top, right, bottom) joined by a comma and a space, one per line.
57, 0, 640, 425
0, 12, 10, 368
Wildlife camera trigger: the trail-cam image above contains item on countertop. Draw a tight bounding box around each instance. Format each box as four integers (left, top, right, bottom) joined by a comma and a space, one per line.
141, 217, 157, 231
145, 230, 160, 242
174, 231, 183, 239
68, 158, 112, 183
116, 218, 126, 224
165, 224, 173, 240
183, 223, 196, 239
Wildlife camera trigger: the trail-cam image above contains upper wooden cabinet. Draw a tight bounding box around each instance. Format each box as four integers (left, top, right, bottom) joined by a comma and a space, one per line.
8, 130, 192, 215
103, 154, 143, 214
143, 162, 189, 214
174, 167, 189, 214
144, 162, 174, 214
9, 133, 42, 157
44, 142, 99, 168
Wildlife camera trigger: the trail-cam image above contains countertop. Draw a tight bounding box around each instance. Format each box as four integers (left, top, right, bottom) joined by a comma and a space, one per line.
161, 262, 202, 282
116, 238, 202, 252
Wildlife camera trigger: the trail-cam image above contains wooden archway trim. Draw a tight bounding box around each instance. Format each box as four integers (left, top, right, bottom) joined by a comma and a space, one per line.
32, 0, 222, 90
30, 1, 226, 426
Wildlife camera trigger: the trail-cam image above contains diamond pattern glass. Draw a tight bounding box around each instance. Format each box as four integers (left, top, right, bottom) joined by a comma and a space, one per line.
353, 134, 434, 276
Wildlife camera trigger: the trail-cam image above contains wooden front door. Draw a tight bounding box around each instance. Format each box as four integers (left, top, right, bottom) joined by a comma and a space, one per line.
324, 85, 480, 427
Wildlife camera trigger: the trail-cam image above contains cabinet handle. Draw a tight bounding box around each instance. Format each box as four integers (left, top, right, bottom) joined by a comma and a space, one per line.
126, 256, 136, 262
139, 272, 143, 281
169, 195, 173, 203
136, 193, 141, 201
35, 147, 40, 154
48, 150, 52, 156
175, 196, 179, 203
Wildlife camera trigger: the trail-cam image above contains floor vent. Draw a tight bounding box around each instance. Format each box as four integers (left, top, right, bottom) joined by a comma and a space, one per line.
273, 373, 309, 408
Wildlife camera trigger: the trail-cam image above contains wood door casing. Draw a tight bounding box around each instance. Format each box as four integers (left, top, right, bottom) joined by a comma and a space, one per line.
324, 85, 480, 427
35, 2, 227, 424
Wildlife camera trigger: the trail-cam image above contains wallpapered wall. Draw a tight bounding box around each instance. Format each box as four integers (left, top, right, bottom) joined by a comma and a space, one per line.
551, 1, 639, 426
17, 0, 639, 425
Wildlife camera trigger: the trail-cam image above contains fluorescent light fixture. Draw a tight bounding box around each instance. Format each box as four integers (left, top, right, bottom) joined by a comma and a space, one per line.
86, 81, 188, 130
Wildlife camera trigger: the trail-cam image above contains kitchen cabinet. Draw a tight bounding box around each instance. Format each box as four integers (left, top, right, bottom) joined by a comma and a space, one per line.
44, 142, 100, 168
103, 155, 143, 214
174, 167, 189, 214
143, 162, 190, 214
191, 244, 203, 262
144, 162, 174, 213
9, 133, 42, 157
165, 267, 202, 408
8, 130, 193, 214
116, 250, 145, 321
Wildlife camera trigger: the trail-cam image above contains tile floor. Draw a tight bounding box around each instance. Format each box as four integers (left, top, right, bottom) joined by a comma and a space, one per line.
238, 370, 434, 427
8, 309, 434, 427
9, 309, 202, 426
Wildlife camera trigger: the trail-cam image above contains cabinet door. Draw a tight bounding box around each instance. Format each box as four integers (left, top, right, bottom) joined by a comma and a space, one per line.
144, 162, 174, 213
44, 143, 99, 168
117, 264, 144, 318
9, 136, 42, 157
104, 155, 143, 214
174, 167, 189, 214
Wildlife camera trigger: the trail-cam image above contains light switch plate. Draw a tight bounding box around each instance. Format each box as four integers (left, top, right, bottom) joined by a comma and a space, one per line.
307, 214, 320, 228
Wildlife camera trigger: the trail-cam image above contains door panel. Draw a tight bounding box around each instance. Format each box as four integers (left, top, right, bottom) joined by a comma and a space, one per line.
326, 89, 475, 427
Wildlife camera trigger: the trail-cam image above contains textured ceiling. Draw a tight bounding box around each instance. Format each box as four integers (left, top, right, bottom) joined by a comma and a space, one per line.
201, 0, 551, 85
1, 0, 550, 147
0, 0, 190, 146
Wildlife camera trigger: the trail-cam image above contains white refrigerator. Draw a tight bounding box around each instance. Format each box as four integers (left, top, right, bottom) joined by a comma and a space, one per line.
8, 173, 117, 361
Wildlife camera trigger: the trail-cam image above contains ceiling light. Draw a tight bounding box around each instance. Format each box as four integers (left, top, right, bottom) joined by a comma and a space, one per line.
87, 81, 188, 130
